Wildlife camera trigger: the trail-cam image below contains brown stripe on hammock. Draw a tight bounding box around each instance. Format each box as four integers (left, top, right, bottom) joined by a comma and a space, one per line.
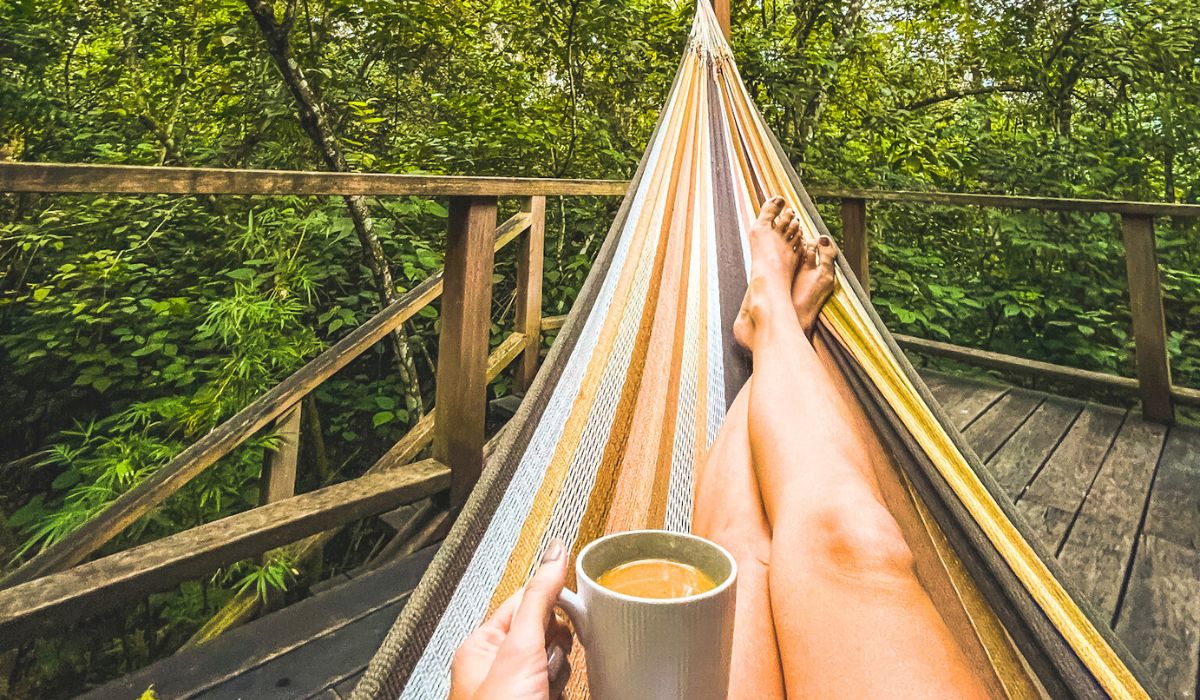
706, 59, 751, 406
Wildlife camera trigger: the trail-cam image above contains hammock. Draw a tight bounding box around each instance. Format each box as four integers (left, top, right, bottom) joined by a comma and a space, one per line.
353, 5, 1150, 698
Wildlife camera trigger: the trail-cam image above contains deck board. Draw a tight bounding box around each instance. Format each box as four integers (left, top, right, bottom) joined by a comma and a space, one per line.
1014, 402, 1127, 547
198, 598, 405, 699
985, 395, 1083, 500
929, 380, 1008, 430
1114, 534, 1200, 699
960, 388, 1044, 461
83, 546, 437, 700
333, 671, 365, 699
1110, 424, 1200, 700
1141, 427, 1200, 549
1057, 414, 1167, 619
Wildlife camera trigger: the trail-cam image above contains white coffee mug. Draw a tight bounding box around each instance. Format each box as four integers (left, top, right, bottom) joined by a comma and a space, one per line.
555, 529, 737, 700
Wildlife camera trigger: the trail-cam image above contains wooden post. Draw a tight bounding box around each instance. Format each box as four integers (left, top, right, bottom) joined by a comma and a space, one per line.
710, 0, 730, 40
1119, 214, 1173, 423
260, 402, 301, 505
841, 197, 869, 295
514, 196, 545, 393
434, 196, 498, 508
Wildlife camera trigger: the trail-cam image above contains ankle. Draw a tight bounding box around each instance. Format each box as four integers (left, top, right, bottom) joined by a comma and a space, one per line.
746, 278, 792, 323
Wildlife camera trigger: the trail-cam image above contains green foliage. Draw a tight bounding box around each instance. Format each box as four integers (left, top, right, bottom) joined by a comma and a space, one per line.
231, 550, 300, 602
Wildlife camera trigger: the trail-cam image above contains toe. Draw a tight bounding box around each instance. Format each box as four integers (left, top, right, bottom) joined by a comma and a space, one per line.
817, 235, 839, 271
786, 219, 801, 241
774, 208, 796, 236
802, 242, 819, 269
756, 196, 786, 224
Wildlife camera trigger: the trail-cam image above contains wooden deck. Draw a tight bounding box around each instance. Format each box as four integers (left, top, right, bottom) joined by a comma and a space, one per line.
83, 371, 1199, 699
923, 370, 1200, 699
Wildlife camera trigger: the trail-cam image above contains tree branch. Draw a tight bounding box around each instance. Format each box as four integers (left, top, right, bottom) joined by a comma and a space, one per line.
902, 84, 1038, 111
244, 0, 425, 418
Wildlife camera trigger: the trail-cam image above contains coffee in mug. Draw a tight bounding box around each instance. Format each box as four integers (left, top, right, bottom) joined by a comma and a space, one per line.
555, 530, 737, 699
596, 558, 717, 599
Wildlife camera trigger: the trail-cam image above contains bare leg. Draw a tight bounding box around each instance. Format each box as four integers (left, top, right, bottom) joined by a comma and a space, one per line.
695, 232, 836, 698
742, 197, 987, 699
692, 382, 784, 699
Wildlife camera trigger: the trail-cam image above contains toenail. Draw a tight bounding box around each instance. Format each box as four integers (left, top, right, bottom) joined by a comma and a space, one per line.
819, 235, 831, 246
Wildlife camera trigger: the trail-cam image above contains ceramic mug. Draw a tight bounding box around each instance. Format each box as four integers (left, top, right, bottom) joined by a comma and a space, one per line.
555, 529, 737, 699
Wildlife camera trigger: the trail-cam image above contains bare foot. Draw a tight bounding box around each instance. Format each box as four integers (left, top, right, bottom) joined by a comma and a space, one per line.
732, 196, 805, 352
791, 234, 839, 336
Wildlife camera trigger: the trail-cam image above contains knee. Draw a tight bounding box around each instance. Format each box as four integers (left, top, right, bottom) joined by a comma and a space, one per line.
805, 489, 914, 581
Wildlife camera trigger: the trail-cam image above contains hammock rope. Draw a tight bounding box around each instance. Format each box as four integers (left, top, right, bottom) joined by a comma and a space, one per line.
353, 5, 1149, 698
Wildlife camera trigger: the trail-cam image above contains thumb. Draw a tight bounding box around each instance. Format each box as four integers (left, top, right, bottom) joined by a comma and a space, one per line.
507, 538, 569, 645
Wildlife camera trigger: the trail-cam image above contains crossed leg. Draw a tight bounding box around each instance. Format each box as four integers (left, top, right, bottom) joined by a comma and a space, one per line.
693, 381, 784, 698
693, 197, 988, 699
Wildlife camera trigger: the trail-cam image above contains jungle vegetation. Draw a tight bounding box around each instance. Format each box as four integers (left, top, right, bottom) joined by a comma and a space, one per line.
1, 0, 1198, 695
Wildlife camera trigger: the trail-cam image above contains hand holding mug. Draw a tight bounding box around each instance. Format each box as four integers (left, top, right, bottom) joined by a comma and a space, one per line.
449, 539, 573, 700
555, 530, 737, 700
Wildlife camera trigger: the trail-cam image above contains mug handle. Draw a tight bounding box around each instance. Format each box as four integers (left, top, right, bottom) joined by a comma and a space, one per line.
555, 588, 590, 647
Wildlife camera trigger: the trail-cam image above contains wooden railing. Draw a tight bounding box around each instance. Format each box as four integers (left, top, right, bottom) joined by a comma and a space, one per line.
0, 162, 627, 647
3, 163, 1197, 647
807, 187, 1200, 423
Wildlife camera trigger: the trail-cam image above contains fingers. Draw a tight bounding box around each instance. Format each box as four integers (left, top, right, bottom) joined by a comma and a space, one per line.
756, 195, 785, 224
549, 656, 572, 699
507, 538, 569, 647
547, 612, 574, 656
546, 636, 570, 683
545, 612, 574, 697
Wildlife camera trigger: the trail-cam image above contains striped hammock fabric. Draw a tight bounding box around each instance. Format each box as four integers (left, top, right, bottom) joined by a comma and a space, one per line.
354, 4, 1149, 698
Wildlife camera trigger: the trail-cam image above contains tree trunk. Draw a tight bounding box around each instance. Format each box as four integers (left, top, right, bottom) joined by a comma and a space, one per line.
796, 0, 863, 164
244, 0, 424, 418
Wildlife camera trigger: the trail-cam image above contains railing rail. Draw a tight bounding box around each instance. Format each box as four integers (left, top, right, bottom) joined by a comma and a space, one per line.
805, 186, 1200, 218
0, 162, 628, 197
806, 187, 1198, 423
0, 459, 450, 644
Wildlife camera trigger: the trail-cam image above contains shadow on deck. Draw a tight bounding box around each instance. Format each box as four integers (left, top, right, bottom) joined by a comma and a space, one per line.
84, 371, 1200, 699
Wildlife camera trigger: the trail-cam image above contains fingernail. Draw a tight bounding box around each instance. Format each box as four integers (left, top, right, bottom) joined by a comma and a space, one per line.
547, 644, 565, 679
542, 538, 565, 564
819, 235, 831, 246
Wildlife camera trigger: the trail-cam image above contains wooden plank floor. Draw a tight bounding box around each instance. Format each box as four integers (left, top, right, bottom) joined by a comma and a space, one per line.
83, 371, 1198, 699
81, 546, 438, 700
923, 370, 1200, 699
